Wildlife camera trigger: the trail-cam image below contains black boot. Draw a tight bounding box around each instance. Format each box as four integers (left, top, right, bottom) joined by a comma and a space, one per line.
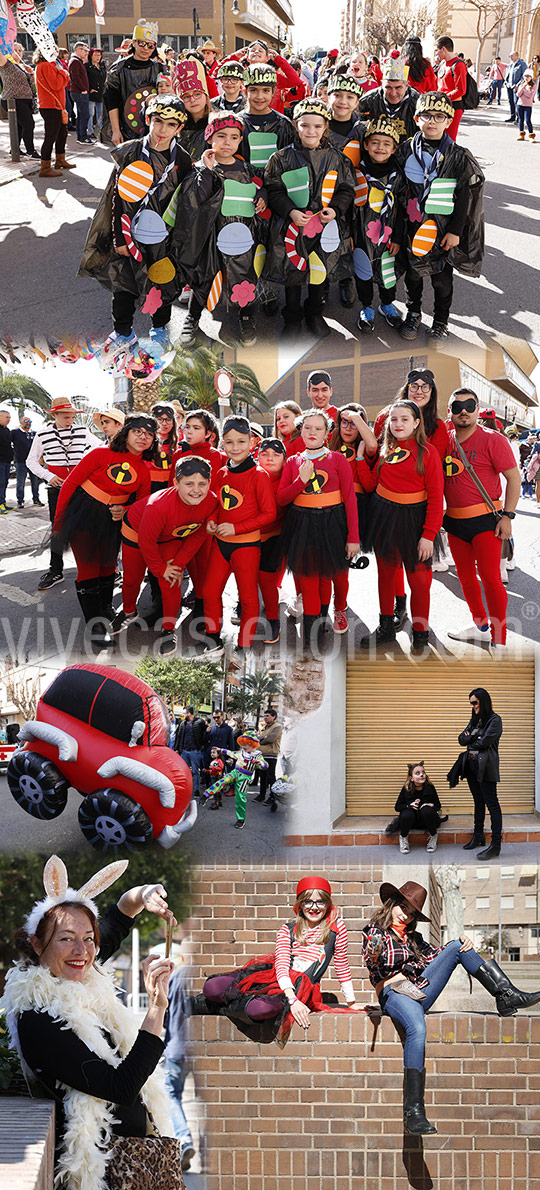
319, 603, 330, 632
360, 614, 396, 650
191, 596, 205, 621
76, 579, 113, 649
393, 595, 407, 628
99, 573, 116, 622
473, 959, 540, 1016
304, 305, 330, 339
264, 619, 280, 644
188, 993, 222, 1016
141, 571, 163, 627
303, 613, 318, 650
411, 630, 429, 656
463, 831, 486, 850
403, 1068, 437, 1135
477, 841, 501, 860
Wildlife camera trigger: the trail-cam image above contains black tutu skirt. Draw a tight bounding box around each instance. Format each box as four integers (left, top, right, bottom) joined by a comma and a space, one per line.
279, 503, 348, 577
53, 487, 121, 568
363, 493, 431, 573
356, 491, 372, 548
259, 531, 284, 574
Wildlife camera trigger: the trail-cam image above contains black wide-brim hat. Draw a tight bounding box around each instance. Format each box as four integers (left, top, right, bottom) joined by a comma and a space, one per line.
379, 880, 430, 922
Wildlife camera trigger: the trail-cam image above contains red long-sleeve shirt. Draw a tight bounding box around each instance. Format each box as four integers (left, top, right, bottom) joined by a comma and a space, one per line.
278, 449, 359, 543
130, 486, 218, 577
437, 56, 468, 104
281, 434, 303, 459
275, 918, 353, 996
215, 457, 276, 539
357, 439, 443, 541
170, 441, 227, 488
373, 410, 450, 462
332, 443, 378, 494
54, 447, 151, 525
260, 470, 286, 539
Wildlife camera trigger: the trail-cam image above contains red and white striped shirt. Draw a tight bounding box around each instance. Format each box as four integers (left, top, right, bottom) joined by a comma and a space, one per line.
275, 917, 354, 1001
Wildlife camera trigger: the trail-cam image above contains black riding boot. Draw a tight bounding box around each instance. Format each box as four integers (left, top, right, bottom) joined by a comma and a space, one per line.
463, 831, 486, 850
76, 579, 113, 649
99, 573, 116, 622
473, 959, 540, 1016
403, 1068, 437, 1135
393, 594, 407, 628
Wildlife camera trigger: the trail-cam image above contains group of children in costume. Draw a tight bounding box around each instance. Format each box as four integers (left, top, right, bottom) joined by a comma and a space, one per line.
80, 51, 485, 352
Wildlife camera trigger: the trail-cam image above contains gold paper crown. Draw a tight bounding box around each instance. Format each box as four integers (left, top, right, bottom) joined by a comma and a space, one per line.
244, 63, 277, 87
293, 97, 331, 121
145, 94, 187, 123
132, 20, 158, 42
364, 114, 400, 144
382, 55, 409, 82
416, 90, 454, 118
327, 74, 364, 98
217, 60, 245, 79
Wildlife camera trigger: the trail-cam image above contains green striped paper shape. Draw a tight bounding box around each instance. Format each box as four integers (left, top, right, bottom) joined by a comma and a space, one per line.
221, 180, 257, 218
247, 132, 278, 167
163, 186, 179, 228
424, 177, 457, 215
380, 250, 396, 288
281, 166, 310, 209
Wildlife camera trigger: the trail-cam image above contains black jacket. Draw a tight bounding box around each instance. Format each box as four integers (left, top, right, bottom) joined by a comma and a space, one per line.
175, 714, 205, 752
457, 712, 502, 783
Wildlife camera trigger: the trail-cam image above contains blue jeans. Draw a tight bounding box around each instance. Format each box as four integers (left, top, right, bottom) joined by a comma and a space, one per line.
164, 1058, 193, 1147
88, 99, 103, 136
380, 939, 484, 1070
15, 461, 40, 505
73, 92, 90, 140
0, 461, 10, 505
517, 105, 533, 132
181, 749, 201, 795
506, 85, 517, 118
489, 79, 503, 103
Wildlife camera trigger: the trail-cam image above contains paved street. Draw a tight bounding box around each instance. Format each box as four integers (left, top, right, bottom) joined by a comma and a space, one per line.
0, 100, 539, 349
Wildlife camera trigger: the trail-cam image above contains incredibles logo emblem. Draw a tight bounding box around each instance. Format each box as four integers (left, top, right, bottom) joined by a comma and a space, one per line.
444, 455, 465, 478
220, 485, 244, 511
156, 450, 169, 470
172, 523, 199, 538
106, 462, 138, 486
305, 468, 328, 494
340, 445, 355, 461
387, 448, 410, 465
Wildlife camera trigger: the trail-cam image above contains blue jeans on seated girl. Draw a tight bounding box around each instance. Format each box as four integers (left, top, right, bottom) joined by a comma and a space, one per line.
379, 939, 484, 1070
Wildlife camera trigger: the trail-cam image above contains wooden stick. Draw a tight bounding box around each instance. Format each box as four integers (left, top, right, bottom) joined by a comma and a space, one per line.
165, 917, 174, 958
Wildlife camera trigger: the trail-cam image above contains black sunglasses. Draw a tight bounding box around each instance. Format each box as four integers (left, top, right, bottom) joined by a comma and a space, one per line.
450, 398, 477, 414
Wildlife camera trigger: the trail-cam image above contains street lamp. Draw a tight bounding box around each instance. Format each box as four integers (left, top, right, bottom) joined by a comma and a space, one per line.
231, 0, 239, 13
276, 24, 282, 52
192, 7, 201, 48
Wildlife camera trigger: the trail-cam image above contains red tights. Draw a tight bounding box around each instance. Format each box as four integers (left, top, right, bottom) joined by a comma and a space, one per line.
447, 531, 506, 644
377, 556, 432, 631
121, 543, 188, 632
258, 561, 286, 621
296, 570, 349, 616
204, 542, 261, 647
71, 535, 116, 581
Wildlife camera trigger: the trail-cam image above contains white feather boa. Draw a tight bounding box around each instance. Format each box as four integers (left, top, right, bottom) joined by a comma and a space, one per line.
1, 961, 172, 1190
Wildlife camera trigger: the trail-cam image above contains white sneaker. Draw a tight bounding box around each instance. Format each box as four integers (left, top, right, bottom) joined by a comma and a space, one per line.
432, 559, 449, 572
399, 835, 410, 854
426, 834, 438, 853
506, 556, 516, 570
500, 561, 508, 583
447, 624, 490, 642
285, 594, 303, 619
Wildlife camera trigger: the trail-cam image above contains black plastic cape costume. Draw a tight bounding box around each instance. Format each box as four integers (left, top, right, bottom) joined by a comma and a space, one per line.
79, 136, 192, 307
359, 87, 419, 143
346, 143, 406, 289
395, 131, 484, 278
102, 55, 162, 142
170, 157, 269, 311
181, 116, 209, 162
264, 138, 355, 286
240, 109, 295, 174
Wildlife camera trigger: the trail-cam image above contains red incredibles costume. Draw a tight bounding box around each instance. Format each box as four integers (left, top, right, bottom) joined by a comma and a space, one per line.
121, 486, 218, 631
147, 440, 175, 492
443, 425, 516, 644
170, 440, 226, 487
359, 440, 444, 632
258, 468, 287, 622
277, 448, 359, 615
203, 457, 276, 647
53, 447, 151, 580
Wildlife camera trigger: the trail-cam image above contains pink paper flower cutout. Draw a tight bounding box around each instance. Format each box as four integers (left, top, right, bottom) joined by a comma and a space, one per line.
366, 220, 391, 245
230, 281, 256, 308
142, 286, 163, 314
407, 197, 422, 223
303, 212, 323, 239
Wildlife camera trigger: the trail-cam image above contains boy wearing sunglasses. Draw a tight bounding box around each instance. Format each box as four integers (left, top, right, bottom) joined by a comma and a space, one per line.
444, 389, 520, 648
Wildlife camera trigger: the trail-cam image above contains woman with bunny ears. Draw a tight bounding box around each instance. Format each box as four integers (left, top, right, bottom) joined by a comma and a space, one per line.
0, 855, 182, 1190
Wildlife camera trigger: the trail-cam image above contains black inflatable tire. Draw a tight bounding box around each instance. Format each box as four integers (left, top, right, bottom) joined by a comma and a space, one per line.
78, 789, 154, 854
7, 750, 69, 819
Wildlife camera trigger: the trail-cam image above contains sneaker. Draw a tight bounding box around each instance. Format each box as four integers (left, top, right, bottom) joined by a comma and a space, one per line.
357, 306, 375, 333
264, 618, 280, 644
262, 298, 279, 315
0, 504, 7, 515
429, 320, 449, 339
199, 635, 225, 658
158, 629, 177, 655
399, 311, 421, 340
230, 601, 241, 626
179, 313, 200, 346
110, 609, 139, 635
506, 556, 516, 571
239, 313, 257, 346
33, 499, 45, 506
218, 318, 242, 348
333, 609, 348, 634
17, 503, 24, 510
37, 569, 63, 590
426, 834, 438, 853
178, 285, 191, 306
149, 326, 171, 352
181, 1145, 196, 1172
399, 835, 410, 854
285, 593, 303, 619
500, 561, 508, 584
447, 623, 490, 642
100, 330, 138, 365
432, 559, 449, 572
234, 818, 246, 830
378, 302, 403, 329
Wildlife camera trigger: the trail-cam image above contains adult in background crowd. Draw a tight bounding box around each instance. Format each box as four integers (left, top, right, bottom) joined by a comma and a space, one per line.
435, 36, 468, 140
11, 414, 43, 509
504, 50, 527, 122
0, 408, 13, 514
174, 706, 205, 799
163, 961, 196, 1172
86, 46, 106, 138
206, 708, 235, 754
201, 41, 220, 81
0, 43, 38, 158
487, 56, 506, 105
254, 707, 283, 810
103, 20, 161, 144
402, 36, 437, 93
68, 41, 91, 145
33, 48, 73, 178
359, 55, 418, 143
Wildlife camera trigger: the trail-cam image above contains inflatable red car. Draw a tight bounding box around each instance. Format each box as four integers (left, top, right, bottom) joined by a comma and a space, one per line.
7, 664, 196, 853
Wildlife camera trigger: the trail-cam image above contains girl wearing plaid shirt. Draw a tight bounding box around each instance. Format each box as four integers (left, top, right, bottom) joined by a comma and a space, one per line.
363, 880, 540, 1136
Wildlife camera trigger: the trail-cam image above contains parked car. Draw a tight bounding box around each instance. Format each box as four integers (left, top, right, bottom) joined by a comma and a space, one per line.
7, 664, 196, 853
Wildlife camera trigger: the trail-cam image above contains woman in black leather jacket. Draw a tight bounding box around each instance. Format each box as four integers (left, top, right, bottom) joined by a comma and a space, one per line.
458, 686, 503, 860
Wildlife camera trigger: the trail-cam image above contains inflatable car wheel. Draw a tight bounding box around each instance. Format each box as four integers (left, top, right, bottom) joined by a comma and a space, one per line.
78, 788, 154, 854
7, 750, 69, 819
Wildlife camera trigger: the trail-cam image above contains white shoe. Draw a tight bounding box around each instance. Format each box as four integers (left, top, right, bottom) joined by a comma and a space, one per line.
500, 562, 508, 583
399, 835, 410, 854
286, 594, 303, 619
432, 559, 449, 572
506, 556, 516, 570
447, 623, 490, 642
426, 834, 438, 853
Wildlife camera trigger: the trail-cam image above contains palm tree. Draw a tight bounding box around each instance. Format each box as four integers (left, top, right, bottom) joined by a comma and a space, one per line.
228, 664, 287, 724
157, 343, 269, 413
0, 372, 53, 417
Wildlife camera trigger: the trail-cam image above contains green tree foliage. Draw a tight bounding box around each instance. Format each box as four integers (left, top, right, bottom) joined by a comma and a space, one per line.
227, 664, 287, 724
135, 657, 223, 709
160, 343, 269, 414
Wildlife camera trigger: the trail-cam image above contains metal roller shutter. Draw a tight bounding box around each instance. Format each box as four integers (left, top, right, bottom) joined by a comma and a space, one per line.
345, 659, 535, 815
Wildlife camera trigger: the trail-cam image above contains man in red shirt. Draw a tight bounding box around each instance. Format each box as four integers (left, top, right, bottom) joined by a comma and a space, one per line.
443, 389, 520, 647
435, 36, 468, 141
307, 370, 338, 424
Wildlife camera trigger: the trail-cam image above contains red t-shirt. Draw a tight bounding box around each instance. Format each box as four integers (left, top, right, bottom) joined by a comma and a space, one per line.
374, 410, 449, 462
278, 448, 360, 542
443, 426, 517, 510
54, 447, 151, 524
129, 486, 218, 578
357, 439, 443, 541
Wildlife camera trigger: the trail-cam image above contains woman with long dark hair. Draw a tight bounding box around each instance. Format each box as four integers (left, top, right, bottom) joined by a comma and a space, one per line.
452, 687, 503, 859
363, 880, 540, 1135
402, 36, 437, 93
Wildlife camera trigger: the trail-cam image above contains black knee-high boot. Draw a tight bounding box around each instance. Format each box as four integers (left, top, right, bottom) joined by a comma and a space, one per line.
403, 1068, 437, 1135
474, 959, 540, 1015
140, 571, 163, 627
76, 579, 113, 649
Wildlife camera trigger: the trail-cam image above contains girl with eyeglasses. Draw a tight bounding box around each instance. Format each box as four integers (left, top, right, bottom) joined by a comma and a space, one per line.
447, 687, 503, 860
192, 877, 362, 1043
52, 415, 156, 649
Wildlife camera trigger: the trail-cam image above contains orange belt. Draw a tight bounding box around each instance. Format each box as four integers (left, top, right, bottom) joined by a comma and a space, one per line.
149, 465, 171, 481
354, 482, 365, 494
261, 529, 280, 543
294, 491, 342, 508
217, 528, 260, 544
82, 479, 130, 505
376, 484, 427, 505
121, 520, 139, 544
446, 499, 502, 519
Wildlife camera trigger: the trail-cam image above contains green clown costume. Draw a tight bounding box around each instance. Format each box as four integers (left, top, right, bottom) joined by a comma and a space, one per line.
203, 732, 268, 828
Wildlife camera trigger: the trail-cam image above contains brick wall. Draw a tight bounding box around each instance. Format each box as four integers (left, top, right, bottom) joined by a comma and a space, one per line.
189, 866, 540, 1190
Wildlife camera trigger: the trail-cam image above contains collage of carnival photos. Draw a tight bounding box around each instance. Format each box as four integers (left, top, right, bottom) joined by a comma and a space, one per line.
1, 2, 540, 1187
